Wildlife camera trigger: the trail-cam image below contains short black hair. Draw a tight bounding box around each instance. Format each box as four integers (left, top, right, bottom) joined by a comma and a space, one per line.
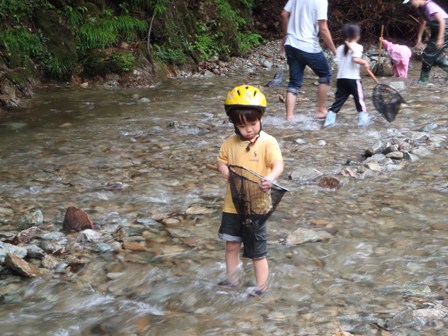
227, 108, 263, 125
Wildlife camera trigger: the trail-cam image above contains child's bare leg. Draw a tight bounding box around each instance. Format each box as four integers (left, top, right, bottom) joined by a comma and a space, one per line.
225, 241, 241, 284
316, 83, 329, 118
253, 257, 269, 290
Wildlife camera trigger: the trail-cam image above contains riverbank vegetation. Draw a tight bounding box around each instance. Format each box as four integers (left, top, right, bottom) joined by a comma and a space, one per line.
1, 0, 447, 110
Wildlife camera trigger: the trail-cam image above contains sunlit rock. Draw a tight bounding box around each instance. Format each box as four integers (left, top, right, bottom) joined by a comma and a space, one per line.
286, 228, 332, 245
5, 253, 40, 278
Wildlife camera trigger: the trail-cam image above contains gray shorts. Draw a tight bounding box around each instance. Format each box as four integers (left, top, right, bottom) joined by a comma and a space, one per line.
218, 212, 267, 259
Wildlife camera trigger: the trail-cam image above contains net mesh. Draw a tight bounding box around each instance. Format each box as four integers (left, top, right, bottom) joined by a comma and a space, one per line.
372, 84, 405, 122
228, 165, 287, 231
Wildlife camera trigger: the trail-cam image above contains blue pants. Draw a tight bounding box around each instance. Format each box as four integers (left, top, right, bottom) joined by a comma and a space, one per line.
285, 45, 332, 95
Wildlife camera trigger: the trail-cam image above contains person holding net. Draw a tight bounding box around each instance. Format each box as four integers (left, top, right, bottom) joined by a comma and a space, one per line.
324, 23, 371, 128
216, 85, 284, 297
403, 0, 448, 84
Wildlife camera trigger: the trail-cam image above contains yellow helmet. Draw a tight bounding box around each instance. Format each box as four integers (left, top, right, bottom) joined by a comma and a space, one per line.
224, 85, 267, 115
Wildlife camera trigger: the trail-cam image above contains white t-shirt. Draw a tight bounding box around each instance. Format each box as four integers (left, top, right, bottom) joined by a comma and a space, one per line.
334, 43, 363, 79
283, 0, 329, 53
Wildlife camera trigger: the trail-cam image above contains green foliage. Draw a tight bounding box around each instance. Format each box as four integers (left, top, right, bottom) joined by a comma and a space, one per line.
0, 26, 70, 79
0, 0, 53, 22
110, 51, 136, 72
0, 27, 44, 60
192, 23, 221, 60
42, 55, 70, 79
65, 6, 88, 28
236, 32, 263, 54
78, 15, 148, 52
215, 0, 246, 27
153, 45, 186, 65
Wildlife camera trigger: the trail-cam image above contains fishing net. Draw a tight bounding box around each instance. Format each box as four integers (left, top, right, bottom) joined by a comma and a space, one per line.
372, 84, 405, 122
228, 165, 288, 232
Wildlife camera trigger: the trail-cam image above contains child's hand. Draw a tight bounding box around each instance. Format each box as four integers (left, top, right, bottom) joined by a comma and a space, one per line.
379, 37, 383, 43
259, 179, 272, 192
436, 38, 443, 49
415, 41, 424, 50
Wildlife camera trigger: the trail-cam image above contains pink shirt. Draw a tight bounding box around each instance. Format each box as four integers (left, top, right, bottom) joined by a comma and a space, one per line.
382, 39, 412, 63
417, 0, 448, 22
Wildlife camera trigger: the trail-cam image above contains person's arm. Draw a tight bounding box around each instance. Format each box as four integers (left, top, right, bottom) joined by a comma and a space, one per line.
416, 17, 426, 50
433, 12, 446, 49
318, 20, 336, 55
260, 160, 284, 191
353, 57, 370, 71
217, 160, 229, 180
280, 10, 290, 52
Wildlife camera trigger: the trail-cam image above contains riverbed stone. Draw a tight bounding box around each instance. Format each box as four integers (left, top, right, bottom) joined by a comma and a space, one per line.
19, 209, 44, 230
286, 228, 332, 245
290, 167, 323, 183
386, 151, 404, 160
0, 242, 27, 263
62, 206, 94, 232
4, 253, 40, 278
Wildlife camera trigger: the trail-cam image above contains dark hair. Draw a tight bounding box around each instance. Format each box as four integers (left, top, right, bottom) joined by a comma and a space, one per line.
227, 108, 262, 136
342, 23, 361, 55
227, 108, 262, 125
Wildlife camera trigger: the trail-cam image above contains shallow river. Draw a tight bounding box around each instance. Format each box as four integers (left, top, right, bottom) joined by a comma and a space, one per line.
0, 63, 447, 335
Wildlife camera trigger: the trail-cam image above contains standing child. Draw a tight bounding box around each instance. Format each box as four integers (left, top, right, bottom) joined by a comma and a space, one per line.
403, 0, 448, 84
217, 85, 284, 296
380, 37, 412, 78
324, 23, 371, 128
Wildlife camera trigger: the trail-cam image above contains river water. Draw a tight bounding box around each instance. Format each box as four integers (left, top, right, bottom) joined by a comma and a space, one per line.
0, 63, 447, 335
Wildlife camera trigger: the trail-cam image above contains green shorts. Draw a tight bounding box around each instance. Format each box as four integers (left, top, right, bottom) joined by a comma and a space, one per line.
218, 212, 267, 259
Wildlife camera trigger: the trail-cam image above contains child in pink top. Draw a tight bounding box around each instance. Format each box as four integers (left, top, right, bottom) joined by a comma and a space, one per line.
380, 37, 412, 78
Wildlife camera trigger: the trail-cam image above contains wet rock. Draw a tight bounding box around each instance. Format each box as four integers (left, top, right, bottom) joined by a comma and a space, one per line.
262, 60, 273, 69
431, 223, 448, 231
419, 123, 438, 132
286, 228, 332, 245
185, 205, 214, 215
91, 242, 120, 253
413, 304, 448, 321
317, 140, 327, 146
4, 253, 40, 278
78, 229, 102, 243
402, 151, 419, 162
42, 255, 59, 269
0, 231, 16, 241
365, 141, 385, 156
295, 138, 307, 145
266, 71, 284, 88
289, 167, 323, 183
386, 151, 404, 160
364, 161, 382, 172
62, 206, 94, 232
19, 209, 44, 230
122, 241, 147, 251
317, 176, 344, 190
39, 241, 65, 254
25, 245, 45, 259
0, 242, 27, 263
14, 226, 42, 244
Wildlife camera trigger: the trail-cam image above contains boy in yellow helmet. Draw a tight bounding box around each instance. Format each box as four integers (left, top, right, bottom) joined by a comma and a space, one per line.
216, 85, 284, 297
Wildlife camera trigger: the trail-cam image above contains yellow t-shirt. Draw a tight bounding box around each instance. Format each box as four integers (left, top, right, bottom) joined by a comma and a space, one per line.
218, 130, 283, 214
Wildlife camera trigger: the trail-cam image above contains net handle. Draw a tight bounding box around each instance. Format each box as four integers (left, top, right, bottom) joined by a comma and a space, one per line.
378, 25, 384, 63
367, 68, 380, 84
206, 163, 289, 192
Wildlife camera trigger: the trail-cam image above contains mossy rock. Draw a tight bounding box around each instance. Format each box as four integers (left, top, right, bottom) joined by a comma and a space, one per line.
33, 8, 78, 79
